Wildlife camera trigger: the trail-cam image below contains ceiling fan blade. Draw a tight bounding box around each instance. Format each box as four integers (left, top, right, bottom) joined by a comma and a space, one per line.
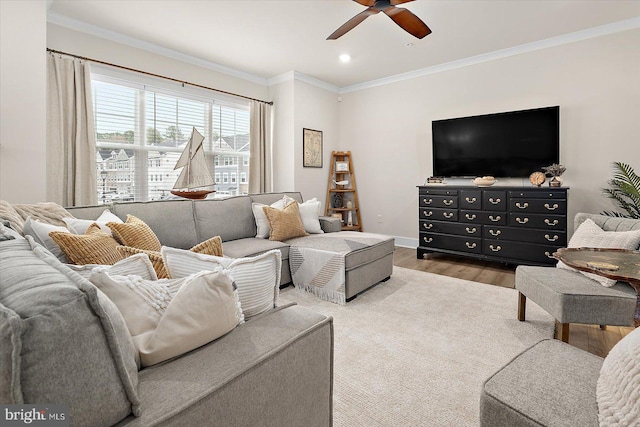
383, 7, 432, 39
353, 0, 375, 6
390, 0, 415, 5
327, 8, 380, 40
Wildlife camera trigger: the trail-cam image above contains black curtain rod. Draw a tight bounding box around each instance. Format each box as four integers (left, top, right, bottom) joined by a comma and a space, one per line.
47, 48, 273, 105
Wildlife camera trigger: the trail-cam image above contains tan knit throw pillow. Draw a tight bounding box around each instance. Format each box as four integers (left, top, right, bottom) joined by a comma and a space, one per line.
108, 215, 162, 252
116, 246, 170, 279
263, 202, 308, 241
116, 236, 223, 279
190, 236, 223, 256
49, 223, 125, 265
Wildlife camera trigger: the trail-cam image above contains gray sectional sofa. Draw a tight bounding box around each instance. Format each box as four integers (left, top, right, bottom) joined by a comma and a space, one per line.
66, 192, 395, 300
1, 236, 333, 426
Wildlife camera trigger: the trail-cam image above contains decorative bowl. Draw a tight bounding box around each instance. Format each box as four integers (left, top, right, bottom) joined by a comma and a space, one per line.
473, 177, 497, 187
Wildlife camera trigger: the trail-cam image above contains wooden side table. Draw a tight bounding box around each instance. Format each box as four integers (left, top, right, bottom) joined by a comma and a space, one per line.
554, 247, 640, 327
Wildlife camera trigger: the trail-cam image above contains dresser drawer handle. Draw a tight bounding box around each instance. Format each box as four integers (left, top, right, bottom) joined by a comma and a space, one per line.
423, 223, 433, 230
423, 237, 433, 243
489, 245, 502, 252
544, 251, 556, 259
489, 198, 501, 205
465, 197, 477, 204
544, 219, 559, 226
465, 227, 477, 234
443, 212, 454, 219
544, 203, 559, 211
465, 213, 477, 220
516, 217, 529, 224
466, 242, 477, 249
443, 199, 454, 206
423, 198, 433, 205
545, 234, 559, 242
424, 211, 433, 217
489, 229, 501, 236
489, 215, 501, 222
515, 202, 529, 209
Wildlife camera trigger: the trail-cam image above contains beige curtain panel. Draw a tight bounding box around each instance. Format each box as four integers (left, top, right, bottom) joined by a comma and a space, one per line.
248, 100, 273, 194
47, 53, 97, 207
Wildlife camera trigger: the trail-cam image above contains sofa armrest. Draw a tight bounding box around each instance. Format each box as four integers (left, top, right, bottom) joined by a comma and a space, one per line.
319, 216, 342, 233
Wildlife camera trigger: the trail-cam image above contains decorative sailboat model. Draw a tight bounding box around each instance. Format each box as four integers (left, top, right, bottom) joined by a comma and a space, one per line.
170, 127, 216, 200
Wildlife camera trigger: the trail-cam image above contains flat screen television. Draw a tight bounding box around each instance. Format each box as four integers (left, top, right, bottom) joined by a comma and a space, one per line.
432, 106, 559, 178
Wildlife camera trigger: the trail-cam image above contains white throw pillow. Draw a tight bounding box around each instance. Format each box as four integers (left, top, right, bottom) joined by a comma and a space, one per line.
63, 209, 123, 235
296, 198, 324, 234
557, 219, 640, 287
23, 216, 69, 262
89, 268, 244, 367
66, 253, 158, 281
251, 196, 292, 239
162, 247, 281, 319
597, 326, 640, 425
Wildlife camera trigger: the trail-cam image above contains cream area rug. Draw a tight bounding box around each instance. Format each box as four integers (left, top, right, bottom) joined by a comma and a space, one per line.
280, 266, 555, 427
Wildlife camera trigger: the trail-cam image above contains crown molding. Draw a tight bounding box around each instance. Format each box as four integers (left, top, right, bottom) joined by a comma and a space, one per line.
267, 71, 339, 93
47, 11, 269, 86
339, 17, 640, 94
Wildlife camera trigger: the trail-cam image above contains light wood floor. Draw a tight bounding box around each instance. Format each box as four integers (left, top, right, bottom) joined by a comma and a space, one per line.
393, 247, 633, 358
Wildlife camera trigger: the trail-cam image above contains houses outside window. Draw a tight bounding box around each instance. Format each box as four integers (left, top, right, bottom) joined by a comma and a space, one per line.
240, 172, 247, 183
92, 73, 250, 203
231, 173, 237, 184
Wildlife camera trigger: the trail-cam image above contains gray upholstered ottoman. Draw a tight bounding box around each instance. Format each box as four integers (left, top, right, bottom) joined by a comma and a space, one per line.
516, 265, 636, 342
480, 339, 602, 427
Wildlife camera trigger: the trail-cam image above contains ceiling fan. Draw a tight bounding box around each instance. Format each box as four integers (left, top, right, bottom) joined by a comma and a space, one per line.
327, 0, 431, 40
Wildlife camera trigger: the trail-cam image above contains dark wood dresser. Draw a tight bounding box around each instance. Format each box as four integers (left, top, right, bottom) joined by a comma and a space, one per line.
417, 185, 568, 266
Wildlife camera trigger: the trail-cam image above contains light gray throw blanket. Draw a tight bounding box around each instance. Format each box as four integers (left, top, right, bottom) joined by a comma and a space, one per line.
287, 231, 390, 305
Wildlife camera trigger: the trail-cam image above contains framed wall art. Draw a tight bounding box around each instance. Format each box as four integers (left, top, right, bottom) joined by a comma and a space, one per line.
303, 128, 323, 168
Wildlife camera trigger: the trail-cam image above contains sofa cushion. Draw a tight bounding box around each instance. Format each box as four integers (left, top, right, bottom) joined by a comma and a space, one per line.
50, 223, 126, 265
222, 237, 290, 260
480, 339, 601, 427
116, 304, 332, 427
263, 202, 308, 241
109, 215, 163, 252
89, 269, 244, 367
162, 248, 281, 319
112, 200, 198, 249
0, 237, 140, 423
597, 326, 640, 425
193, 196, 256, 243
557, 218, 640, 286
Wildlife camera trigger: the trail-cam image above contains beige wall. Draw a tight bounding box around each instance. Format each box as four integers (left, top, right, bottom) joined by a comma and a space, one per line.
0, 1, 47, 203
269, 80, 295, 192
293, 80, 340, 211
339, 29, 640, 247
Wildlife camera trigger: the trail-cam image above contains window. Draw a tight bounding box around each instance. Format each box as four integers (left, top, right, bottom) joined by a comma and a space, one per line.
240, 172, 247, 183
92, 73, 250, 203
231, 173, 237, 184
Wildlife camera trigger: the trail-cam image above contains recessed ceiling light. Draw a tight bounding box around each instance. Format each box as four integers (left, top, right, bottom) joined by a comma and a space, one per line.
339, 54, 351, 63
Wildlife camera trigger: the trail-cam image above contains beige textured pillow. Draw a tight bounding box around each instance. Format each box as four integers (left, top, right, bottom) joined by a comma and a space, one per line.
116, 236, 224, 279
116, 246, 170, 279
49, 223, 125, 265
89, 269, 244, 367
263, 202, 308, 241
108, 215, 162, 252
190, 235, 223, 256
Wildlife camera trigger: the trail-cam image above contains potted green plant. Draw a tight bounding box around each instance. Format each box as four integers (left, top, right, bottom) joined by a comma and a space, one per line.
602, 161, 640, 219
542, 163, 566, 187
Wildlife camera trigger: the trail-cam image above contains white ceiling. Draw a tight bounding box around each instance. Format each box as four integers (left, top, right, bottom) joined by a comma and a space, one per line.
48, 0, 640, 89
